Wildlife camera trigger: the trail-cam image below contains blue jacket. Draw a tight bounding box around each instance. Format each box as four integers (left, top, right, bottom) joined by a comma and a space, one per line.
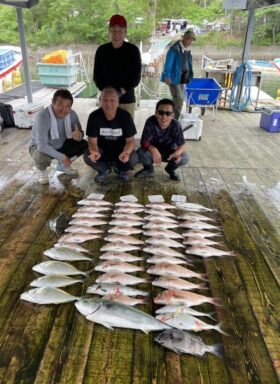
161, 40, 193, 85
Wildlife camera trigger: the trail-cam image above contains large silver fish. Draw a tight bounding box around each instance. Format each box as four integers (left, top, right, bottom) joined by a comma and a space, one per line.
100, 243, 141, 253
69, 218, 108, 227
75, 299, 170, 333
100, 252, 143, 262
156, 312, 227, 335
145, 237, 183, 248
152, 276, 207, 291
155, 329, 223, 357
95, 272, 148, 286
54, 242, 92, 254
108, 226, 143, 235
95, 261, 143, 273
186, 245, 235, 258
175, 202, 214, 212
180, 220, 221, 230
147, 263, 207, 281
86, 283, 149, 297
32, 261, 92, 276
30, 275, 83, 288
155, 305, 216, 321
109, 219, 143, 227
143, 229, 183, 239
104, 234, 144, 245
143, 246, 185, 258
154, 289, 219, 306
103, 293, 147, 306
20, 287, 79, 304
43, 247, 93, 262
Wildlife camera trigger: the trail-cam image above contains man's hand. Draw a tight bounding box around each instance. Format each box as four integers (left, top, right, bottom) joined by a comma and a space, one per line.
168, 151, 182, 164
165, 78, 172, 86
72, 124, 81, 141
119, 151, 130, 163
62, 156, 72, 167
150, 147, 162, 164
89, 150, 101, 162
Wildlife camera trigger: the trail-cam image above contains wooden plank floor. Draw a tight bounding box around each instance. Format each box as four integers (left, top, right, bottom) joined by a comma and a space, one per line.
0, 107, 279, 384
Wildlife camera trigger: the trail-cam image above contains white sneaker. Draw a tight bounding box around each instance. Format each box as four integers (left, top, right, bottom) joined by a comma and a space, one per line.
56, 162, 78, 176
37, 170, 49, 184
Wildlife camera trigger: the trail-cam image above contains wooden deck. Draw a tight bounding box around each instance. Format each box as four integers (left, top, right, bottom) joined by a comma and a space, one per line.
0, 106, 279, 384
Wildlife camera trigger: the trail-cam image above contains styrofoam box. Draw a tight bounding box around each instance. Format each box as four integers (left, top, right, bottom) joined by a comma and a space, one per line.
180, 113, 203, 140
13, 102, 44, 129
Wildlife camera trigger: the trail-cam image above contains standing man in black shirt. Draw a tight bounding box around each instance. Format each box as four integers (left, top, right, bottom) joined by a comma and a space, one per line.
93, 14, 142, 119
83, 87, 138, 183
134, 98, 188, 181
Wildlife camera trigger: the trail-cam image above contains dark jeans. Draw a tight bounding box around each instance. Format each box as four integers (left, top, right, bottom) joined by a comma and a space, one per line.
137, 147, 189, 169
83, 148, 139, 173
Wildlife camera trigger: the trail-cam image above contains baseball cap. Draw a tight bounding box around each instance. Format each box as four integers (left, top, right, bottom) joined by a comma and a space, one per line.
109, 14, 127, 28
182, 29, 196, 40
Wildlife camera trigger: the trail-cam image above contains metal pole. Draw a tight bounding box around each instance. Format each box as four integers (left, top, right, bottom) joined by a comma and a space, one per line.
16, 7, 33, 103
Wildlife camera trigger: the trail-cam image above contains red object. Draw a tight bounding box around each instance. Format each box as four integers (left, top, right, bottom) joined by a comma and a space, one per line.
109, 14, 127, 28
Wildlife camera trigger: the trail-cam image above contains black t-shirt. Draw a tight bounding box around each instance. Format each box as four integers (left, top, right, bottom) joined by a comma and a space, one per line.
86, 108, 136, 154
141, 115, 185, 153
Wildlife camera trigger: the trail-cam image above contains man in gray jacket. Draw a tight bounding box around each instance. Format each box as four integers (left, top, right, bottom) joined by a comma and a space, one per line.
29, 89, 87, 184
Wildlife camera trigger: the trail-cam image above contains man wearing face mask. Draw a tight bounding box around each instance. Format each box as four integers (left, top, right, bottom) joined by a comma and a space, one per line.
134, 98, 188, 181
161, 29, 195, 119
93, 14, 142, 119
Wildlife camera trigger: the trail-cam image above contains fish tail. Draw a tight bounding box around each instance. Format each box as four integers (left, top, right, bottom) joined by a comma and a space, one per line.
209, 343, 224, 358
200, 273, 208, 282
214, 322, 228, 336
85, 267, 96, 276
140, 297, 149, 304
206, 312, 217, 321
199, 282, 208, 290
210, 297, 222, 306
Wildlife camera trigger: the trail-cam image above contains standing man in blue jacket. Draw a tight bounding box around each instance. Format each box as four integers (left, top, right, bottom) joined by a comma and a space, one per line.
161, 29, 195, 119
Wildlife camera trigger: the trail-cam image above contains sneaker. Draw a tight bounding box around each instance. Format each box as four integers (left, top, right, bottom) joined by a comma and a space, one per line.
134, 166, 154, 178
94, 169, 110, 183
113, 167, 129, 181
37, 170, 49, 185
56, 162, 78, 176
165, 165, 180, 181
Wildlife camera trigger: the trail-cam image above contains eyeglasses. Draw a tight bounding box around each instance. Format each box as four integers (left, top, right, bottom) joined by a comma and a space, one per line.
157, 110, 173, 116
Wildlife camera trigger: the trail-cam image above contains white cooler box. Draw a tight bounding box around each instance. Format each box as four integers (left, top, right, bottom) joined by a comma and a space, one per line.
180, 112, 203, 141
13, 102, 44, 129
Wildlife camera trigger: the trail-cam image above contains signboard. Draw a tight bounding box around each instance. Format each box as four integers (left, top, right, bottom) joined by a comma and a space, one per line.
0, 0, 39, 8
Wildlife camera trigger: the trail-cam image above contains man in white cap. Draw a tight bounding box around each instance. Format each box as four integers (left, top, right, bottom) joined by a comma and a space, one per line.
93, 14, 142, 119
161, 29, 196, 119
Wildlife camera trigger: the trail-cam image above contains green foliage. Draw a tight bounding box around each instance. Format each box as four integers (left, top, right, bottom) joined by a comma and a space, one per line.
0, 5, 19, 44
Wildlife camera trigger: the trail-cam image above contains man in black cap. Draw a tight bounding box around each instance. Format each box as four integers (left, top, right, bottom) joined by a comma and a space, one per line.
161, 29, 195, 119
93, 14, 142, 119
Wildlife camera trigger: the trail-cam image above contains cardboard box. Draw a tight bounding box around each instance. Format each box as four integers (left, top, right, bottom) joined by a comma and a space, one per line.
13, 102, 44, 129
260, 107, 280, 133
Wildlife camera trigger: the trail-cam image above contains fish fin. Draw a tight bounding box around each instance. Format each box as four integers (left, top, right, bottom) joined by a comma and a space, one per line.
85, 267, 96, 276
102, 322, 115, 330
141, 329, 149, 334
210, 343, 224, 358
215, 322, 228, 336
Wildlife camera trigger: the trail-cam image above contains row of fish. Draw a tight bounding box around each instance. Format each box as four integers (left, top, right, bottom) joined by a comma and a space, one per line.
20, 196, 230, 357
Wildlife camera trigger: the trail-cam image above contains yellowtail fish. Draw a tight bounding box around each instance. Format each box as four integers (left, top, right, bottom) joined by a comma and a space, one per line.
20, 287, 79, 304
43, 247, 93, 262
54, 242, 91, 254
32, 261, 93, 276
30, 275, 83, 288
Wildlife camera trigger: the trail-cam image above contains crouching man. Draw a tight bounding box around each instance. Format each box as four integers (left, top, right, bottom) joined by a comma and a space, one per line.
83, 87, 138, 183
134, 98, 189, 181
29, 89, 87, 184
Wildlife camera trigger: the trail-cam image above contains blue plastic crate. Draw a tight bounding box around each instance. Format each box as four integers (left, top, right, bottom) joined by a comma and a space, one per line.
36, 63, 77, 86
260, 107, 280, 133
0, 49, 15, 70
185, 78, 222, 106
